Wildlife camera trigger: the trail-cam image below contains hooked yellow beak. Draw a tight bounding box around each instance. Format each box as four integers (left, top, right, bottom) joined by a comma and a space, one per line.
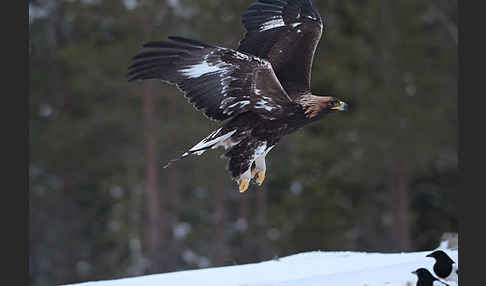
330, 100, 348, 111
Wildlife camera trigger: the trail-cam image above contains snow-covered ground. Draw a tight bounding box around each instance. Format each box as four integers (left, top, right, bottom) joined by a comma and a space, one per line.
63, 248, 458, 286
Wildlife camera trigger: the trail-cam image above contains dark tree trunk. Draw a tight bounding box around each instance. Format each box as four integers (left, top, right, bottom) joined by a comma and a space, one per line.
142, 87, 163, 272
163, 90, 181, 272
255, 187, 269, 260
212, 183, 229, 265
238, 192, 250, 260
389, 151, 411, 251
378, 1, 412, 252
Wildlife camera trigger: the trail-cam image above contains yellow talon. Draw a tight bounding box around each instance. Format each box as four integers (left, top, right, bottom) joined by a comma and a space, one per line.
255, 171, 265, 186
251, 169, 258, 178
237, 178, 250, 193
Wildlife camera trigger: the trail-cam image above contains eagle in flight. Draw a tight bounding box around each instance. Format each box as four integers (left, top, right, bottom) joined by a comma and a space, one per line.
128, 0, 348, 192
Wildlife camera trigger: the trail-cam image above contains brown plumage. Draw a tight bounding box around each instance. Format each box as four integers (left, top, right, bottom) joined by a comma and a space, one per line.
127, 0, 348, 192
296, 95, 342, 118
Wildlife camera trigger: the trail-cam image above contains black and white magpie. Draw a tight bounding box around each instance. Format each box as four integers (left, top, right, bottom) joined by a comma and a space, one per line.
412, 268, 450, 286
426, 250, 458, 283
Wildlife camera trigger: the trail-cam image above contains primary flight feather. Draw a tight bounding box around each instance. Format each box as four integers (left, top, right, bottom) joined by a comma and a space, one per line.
128, 0, 348, 192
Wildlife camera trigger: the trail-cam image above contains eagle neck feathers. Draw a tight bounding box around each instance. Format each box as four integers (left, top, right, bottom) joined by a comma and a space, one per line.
295, 94, 331, 118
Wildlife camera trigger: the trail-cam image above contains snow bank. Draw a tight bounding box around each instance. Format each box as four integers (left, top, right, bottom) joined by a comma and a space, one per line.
63, 249, 458, 286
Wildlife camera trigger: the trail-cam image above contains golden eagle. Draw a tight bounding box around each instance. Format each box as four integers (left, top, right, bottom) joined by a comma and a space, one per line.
128, 0, 348, 192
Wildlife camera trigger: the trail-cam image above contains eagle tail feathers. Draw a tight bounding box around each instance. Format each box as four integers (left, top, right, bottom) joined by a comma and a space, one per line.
162, 148, 210, 169
163, 129, 237, 168
162, 152, 191, 169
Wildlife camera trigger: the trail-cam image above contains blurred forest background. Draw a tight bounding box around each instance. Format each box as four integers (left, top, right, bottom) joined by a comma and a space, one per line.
29, 0, 458, 285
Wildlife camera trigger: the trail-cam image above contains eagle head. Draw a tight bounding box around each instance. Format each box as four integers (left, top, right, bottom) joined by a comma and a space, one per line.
327, 98, 348, 112
297, 95, 348, 118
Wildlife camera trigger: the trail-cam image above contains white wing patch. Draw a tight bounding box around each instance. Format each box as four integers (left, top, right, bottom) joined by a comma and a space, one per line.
180, 60, 224, 78
255, 99, 276, 112
223, 100, 251, 115
179, 51, 236, 101
228, 100, 250, 108
233, 51, 251, 61
259, 18, 285, 31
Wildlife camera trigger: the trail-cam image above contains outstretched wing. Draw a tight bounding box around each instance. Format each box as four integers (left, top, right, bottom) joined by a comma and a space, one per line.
128, 36, 292, 121
238, 0, 324, 97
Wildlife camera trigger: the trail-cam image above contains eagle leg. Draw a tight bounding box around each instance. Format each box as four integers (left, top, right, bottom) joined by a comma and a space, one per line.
237, 177, 250, 193
251, 168, 265, 186
252, 155, 266, 186
225, 139, 270, 192
255, 171, 265, 186
237, 168, 252, 193
251, 168, 258, 178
